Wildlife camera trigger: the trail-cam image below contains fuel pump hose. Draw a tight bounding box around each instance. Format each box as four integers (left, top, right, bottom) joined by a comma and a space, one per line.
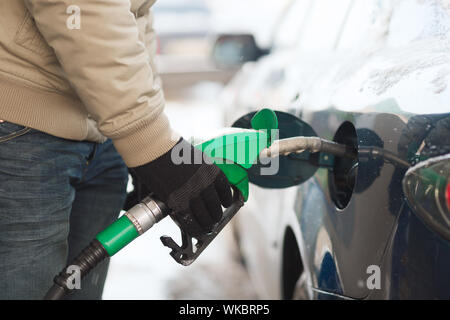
44, 197, 167, 300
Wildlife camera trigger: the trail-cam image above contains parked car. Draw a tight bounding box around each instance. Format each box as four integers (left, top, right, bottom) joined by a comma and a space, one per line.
216, 0, 450, 299
153, 0, 291, 98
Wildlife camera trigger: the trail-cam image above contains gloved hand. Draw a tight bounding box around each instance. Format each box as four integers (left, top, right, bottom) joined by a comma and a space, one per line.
131, 138, 233, 237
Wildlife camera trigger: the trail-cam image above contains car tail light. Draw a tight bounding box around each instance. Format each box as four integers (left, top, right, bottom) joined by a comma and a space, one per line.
403, 154, 450, 242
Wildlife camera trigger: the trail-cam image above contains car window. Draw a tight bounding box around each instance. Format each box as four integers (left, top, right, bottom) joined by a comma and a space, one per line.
337, 0, 391, 52
272, 0, 313, 49
297, 0, 353, 52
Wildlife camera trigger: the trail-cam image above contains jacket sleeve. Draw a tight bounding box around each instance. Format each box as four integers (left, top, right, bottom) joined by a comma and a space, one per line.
137, 10, 161, 86
23, 0, 180, 167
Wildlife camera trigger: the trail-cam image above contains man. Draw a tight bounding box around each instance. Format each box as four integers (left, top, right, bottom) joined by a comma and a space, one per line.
0, 0, 232, 299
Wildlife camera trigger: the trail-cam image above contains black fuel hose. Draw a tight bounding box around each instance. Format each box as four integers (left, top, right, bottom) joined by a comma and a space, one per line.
44, 239, 109, 300
358, 146, 410, 168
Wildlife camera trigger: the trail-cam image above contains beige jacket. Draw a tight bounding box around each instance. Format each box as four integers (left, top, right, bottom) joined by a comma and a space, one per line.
0, 0, 179, 167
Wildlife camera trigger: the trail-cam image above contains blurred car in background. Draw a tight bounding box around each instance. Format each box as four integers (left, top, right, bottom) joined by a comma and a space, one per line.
153, 0, 290, 98
152, 0, 224, 98
215, 0, 450, 299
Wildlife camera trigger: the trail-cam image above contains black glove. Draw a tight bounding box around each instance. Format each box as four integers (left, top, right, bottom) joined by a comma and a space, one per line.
132, 138, 233, 237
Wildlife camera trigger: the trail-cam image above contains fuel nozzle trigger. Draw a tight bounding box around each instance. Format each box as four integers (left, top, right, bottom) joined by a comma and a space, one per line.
160, 188, 244, 266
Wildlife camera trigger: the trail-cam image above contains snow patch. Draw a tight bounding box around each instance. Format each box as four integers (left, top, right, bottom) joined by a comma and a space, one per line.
432, 67, 450, 93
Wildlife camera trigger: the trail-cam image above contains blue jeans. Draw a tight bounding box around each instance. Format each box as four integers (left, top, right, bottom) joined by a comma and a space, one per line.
0, 122, 128, 299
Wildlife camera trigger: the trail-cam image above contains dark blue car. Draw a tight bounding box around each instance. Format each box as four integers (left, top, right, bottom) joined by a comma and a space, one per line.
216, 0, 450, 299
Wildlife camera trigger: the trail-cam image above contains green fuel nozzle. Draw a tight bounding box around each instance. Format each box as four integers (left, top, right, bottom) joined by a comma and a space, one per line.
44, 109, 279, 300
